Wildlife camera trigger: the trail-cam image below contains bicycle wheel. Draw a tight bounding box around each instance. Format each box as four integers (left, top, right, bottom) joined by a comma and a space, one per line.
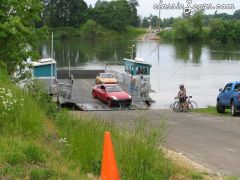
173, 101, 182, 112
189, 101, 198, 111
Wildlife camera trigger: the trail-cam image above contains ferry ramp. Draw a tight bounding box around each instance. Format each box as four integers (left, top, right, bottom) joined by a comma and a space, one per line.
58, 78, 149, 111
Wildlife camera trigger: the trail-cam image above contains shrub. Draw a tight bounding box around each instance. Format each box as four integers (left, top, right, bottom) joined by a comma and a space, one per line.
159, 30, 175, 41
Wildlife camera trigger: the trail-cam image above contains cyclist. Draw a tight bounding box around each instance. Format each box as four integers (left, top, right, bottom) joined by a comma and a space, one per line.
177, 84, 187, 108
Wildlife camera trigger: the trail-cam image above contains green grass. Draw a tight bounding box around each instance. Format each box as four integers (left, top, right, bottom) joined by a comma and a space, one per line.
193, 106, 231, 116
0, 69, 215, 179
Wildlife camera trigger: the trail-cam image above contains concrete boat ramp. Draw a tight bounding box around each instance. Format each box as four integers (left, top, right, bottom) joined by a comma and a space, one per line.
56, 70, 152, 111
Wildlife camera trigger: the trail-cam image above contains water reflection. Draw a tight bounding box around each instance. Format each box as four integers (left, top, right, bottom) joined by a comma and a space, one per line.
209, 43, 240, 61
173, 43, 202, 64
38, 39, 135, 67
38, 39, 240, 68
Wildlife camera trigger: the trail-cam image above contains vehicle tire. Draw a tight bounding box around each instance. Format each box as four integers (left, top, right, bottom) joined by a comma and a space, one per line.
216, 101, 225, 113
92, 90, 97, 98
231, 103, 237, 116
107, 98, 112, 107
189, 101, 198, 111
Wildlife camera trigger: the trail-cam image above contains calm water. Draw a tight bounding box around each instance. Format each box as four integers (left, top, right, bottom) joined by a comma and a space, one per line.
38, 39, 240, 109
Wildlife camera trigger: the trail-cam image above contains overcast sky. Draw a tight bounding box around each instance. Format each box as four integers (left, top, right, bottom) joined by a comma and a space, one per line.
85, 0, 240, 18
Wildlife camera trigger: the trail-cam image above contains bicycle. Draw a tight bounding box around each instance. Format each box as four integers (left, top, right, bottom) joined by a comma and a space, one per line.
172, 96, 198, 112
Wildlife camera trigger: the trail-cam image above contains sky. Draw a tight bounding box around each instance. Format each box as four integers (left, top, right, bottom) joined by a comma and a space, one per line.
85, 0, 240, 18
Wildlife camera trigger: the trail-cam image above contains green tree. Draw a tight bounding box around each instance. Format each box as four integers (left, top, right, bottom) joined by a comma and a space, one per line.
173, 12, 203, 42
233, 9, 240, 19
94, 0, 132, 32
209, 19, 240, 43
142, 17, 150, 28
81, 19, 98, 39
173, 18, 190, 41
108, 0, 132, 31
161, 18, 174, 28
42, 0, 88, 27
188, 11, 203, 41
95, 0, 109, 8
0, 0, 42, 74
151, 15, 159, 28
93, 0, 110, 26
209, 19, 227, 43
129, 0, 139, 27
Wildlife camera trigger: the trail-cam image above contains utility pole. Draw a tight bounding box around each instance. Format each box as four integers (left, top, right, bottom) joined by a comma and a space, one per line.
131, 45, 135, 60
51, 32, 53, 59
51, 32, 53, 87
158, 0, 161, 31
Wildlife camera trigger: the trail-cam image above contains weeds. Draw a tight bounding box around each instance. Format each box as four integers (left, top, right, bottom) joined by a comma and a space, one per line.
23, 144, 46, 164
26, 79, 58, 118
0, 75, 43, 137
30, 168, 57, 180
0, 69, 209, 179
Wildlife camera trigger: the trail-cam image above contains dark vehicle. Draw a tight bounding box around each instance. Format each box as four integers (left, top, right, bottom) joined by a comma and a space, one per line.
217, 81, 240, 116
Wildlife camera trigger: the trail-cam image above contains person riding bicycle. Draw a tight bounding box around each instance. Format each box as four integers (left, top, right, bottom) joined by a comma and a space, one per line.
177, 84, 187, 104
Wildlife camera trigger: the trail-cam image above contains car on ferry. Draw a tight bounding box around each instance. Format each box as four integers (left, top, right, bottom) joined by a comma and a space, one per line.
92, 84, 132, 107
95, 73, 117, 84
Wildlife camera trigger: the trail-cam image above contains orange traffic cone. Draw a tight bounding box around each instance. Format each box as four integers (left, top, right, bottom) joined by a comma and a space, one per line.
100, 132, 120, 180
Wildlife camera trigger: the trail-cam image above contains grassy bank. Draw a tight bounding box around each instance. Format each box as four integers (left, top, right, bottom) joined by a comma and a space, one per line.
0, 69, 212, 179
159, 27, 210, 43
48, 20, 146, 40
193, 106, 231, 116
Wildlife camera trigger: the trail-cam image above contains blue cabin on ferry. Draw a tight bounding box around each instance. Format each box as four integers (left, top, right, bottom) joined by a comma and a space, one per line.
31, 58, 57, 92
32, 58, 56, 78
123, 58, 152, 76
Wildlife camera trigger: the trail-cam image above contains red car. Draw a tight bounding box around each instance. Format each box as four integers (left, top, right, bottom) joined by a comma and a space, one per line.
92, 84, 132, 107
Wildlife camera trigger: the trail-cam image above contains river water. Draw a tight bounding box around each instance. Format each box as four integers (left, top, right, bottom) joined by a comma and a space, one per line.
38, 39, 240, 109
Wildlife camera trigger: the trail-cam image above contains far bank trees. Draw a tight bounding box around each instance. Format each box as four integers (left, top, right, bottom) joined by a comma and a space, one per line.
42, 0, 140, 31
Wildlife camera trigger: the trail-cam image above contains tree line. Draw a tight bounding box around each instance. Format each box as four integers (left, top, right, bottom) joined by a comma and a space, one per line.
41, 0, 140, 32
142, 10, 240, 29
158, 10, 240, 43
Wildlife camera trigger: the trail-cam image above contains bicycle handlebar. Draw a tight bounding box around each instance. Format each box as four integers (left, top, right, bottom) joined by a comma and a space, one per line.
175, 96, 193, 99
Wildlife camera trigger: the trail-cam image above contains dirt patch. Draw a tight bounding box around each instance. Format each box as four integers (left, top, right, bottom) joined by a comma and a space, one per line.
164, 149, 223, 180
139, 32, 160, 41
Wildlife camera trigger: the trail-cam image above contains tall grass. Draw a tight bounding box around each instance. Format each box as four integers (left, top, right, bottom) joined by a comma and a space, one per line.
0, 70, 43, 137
0, 69, 206, 179
55, 112, 204, 179
0, 70, 53, 179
